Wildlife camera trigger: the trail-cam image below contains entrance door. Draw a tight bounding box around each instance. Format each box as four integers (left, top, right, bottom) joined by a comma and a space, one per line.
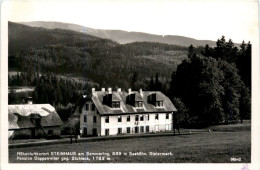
155, 125, 159, 132
93, 128, 97, 136
31, 129, 35, 138
84, 127, 87, 136
166, 124, 169, 131
135, 127, 139, 133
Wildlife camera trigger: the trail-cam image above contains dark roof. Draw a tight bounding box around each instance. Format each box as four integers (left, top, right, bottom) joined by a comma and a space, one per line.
8, 104, 63, 130
131, 92, 143, 101
91, 91, 177, 115
152, 93, 164, 101
111, 93, 121, 101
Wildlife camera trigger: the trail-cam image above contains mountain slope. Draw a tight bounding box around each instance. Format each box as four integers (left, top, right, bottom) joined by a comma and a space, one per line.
9, 21, 117, 55
9, 22, 188, 89
19, 21, 216, 47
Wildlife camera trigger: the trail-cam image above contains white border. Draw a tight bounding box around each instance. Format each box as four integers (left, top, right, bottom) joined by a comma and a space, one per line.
1, 0, 259, 170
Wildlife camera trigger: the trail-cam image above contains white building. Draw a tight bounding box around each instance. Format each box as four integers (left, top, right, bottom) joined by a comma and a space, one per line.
72, 88, 177, 136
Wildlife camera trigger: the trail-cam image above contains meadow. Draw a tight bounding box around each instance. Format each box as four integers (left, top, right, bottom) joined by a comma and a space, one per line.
9, 121, 251, 163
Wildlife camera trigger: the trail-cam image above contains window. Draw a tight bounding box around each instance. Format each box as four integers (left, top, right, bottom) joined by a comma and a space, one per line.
166, 113, 169, 119
156, 101, 163, 107
86, 104, 89, 111
118, 128, 122, 134
135, 115, 139, 121
135, 101, 143, 107
146, 114, 149, 121
84, 115, 87, 122
112, 102, 120, 108
155, 114, 159, 120
105, 116, 109, 123
35, 119, 41, 127
48, 130, 54, 135
140, 115, 144, 121
118, 116, 122, 122
92, 104, 95, 111
127, 115, 130, 122
105, 129, 109, 136
146, 126, 149, 132
127, 127, 131, 133
140, 126, 144, 133
93, 116, 96, 123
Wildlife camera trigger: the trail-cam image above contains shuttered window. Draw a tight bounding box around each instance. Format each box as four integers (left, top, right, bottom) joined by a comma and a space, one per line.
92, 104, 95, 111
127, 115, 130, 122
118, 116, 122, 122
155, 114, 159, 120
105, 116, 109, 123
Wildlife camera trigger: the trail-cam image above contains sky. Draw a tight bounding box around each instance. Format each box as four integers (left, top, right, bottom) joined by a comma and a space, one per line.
2, 0, 259, 43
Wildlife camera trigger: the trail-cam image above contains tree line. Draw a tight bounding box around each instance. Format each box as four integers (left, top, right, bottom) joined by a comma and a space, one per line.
168, 36, 251, 126
131, 36, 251, 126
9, 73, 97, 120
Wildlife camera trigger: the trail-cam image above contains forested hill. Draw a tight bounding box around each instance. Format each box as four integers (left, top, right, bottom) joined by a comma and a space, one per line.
9, 22, 188, 89
8, 21, 118, 55
19, 21, 217, 47
9, 22, 251, 125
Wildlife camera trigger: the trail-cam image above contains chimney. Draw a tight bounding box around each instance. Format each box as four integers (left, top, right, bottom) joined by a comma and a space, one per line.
128, 88, 132, 94
117, 88, 121, 92
101, 88, 105, 92
108, 88, 112, 94
140, 89, 143, 97
27, 97, 33, 104
92, 88, 95, 93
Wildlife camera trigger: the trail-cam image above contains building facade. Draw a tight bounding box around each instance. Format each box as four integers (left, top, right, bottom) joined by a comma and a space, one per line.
73, 88, 177, 137
8, 104, 63, 139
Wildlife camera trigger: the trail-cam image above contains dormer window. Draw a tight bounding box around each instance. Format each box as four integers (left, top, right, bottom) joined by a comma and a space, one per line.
156, 101, 163, 107
112, 102, 120, 108
126, 93, 143, 107
103, 93, 121, 108
135, 101, 143, 108
148, 93, 164, 107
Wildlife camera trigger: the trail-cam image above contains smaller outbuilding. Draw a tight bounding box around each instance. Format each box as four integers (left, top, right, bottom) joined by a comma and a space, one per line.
8, 104, 63, 139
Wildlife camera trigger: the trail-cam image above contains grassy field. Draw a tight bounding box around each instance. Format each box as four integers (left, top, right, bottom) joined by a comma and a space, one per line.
9, 121, 251, 163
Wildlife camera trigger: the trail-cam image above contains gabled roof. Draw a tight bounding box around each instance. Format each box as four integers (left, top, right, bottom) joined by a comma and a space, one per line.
90, 91, 177, 115
8, 104, 63, 130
